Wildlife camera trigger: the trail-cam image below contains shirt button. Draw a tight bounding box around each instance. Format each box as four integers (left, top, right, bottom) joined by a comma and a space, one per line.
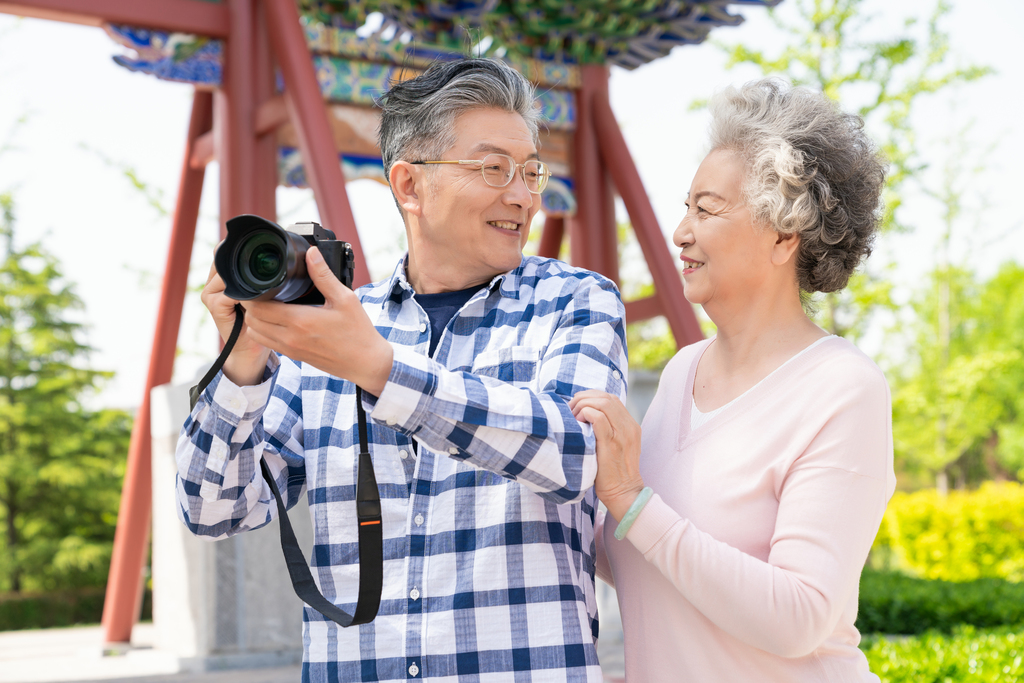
410, 588, 420, 600
448, 447, 459, 455
399, 449, 409, 459
612, 369, 621, 380
409, 664, 419, 677
418, 322, 427, 333
414, 514, 424, 526
229, 397, 242, 409
386, 418, 397, 426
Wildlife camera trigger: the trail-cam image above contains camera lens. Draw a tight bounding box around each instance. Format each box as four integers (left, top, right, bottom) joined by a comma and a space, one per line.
238, 230, 286, 291
216, 215, 326, 302
249, 244, 282, 280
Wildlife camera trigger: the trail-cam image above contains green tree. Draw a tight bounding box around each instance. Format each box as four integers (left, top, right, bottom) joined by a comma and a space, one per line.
887, 109, 1021, 491
973, 263, 1024, 481
0, 193, 132, 593
890, 265, 1019, 491
711, 0, 991, 340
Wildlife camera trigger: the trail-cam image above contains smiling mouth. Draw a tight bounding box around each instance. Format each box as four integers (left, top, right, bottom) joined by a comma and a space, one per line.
488, 220, 520, 232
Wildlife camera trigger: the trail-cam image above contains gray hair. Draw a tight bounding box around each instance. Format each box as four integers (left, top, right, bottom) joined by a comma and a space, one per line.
377, 59, 540, 188
707, 78, 886, 293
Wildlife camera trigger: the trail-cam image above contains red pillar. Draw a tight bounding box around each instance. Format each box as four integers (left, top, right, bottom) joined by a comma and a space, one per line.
537, 214, 564, 259
265, 0, 370, 286
102, 91, 213, 644
216, 0, 258, 225
253, 0, 278, 221
591, 87, 703, 347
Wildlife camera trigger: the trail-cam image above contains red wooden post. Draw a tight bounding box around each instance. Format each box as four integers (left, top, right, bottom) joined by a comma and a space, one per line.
569, 66, 619, 284
537, 214, 564, 259
591, 87, 703, 347
253, 0, 278, 222
264, 0, 371, 286
216, 0, 258, 223
102, 90, 213, 644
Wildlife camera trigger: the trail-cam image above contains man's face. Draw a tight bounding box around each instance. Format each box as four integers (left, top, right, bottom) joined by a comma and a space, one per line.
412, 107, 540, 290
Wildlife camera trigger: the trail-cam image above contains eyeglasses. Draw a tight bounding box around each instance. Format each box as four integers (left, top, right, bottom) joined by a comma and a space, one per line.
412, 153, 550, 194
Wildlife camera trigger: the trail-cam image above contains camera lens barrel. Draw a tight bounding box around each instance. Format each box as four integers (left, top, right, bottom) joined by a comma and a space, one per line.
215, 215, 316, 302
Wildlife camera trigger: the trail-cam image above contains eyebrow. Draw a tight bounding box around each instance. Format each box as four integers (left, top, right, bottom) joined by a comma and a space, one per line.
468, 142, 540, 160
686, 190, 727, 203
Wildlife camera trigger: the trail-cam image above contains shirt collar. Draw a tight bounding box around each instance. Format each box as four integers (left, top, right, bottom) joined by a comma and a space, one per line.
385, 254, 525, 303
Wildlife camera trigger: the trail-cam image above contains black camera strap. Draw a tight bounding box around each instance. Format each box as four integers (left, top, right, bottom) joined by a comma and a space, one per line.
189, 303, 382, 626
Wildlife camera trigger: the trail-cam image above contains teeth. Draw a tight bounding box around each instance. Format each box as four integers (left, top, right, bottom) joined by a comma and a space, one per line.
688, 262, 704, 269
489, 221, 519, 231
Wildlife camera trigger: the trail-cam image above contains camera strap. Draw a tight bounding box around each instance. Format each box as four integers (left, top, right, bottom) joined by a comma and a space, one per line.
189, 303, 383, 626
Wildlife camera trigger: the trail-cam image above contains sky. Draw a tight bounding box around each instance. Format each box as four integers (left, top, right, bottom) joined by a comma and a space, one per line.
0, 0, 1022, 410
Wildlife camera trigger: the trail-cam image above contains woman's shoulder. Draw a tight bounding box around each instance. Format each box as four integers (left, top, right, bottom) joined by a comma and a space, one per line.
808, 336, 888, 390
780, 336, 892, 420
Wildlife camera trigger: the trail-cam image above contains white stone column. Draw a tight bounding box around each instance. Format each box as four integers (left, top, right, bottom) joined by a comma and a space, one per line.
150, 378, 312, 671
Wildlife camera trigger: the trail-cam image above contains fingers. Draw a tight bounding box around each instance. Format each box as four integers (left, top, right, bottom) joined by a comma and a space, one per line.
305, 247, 353, 307
577, 406, 614, 442
569, 389, 612, 407
570, 391, 627, 421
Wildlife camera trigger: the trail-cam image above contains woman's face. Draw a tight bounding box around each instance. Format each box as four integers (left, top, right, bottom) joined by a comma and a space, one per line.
672, 148, 783, 309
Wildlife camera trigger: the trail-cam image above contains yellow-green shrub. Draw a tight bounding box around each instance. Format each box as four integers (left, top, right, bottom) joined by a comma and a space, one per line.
871, 482, 1024, 582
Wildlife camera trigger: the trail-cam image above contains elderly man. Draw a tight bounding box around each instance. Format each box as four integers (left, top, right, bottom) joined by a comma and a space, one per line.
176, 58, 626, 682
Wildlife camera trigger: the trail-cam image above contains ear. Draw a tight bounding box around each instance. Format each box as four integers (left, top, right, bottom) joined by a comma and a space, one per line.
771, 231, 801, 266
389, 161, 426, 217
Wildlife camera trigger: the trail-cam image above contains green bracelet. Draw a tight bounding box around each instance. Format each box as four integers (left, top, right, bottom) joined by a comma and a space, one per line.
613, 487, 653, 540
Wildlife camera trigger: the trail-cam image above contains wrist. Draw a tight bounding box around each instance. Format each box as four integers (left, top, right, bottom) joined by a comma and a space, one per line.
223, 348, 271, 386
355, 340, 394, 397
603, 481, 647, 523
612, 486, 654, 541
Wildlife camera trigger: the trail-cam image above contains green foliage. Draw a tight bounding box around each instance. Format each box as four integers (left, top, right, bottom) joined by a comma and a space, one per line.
973, 263, 1024, 480
861, 626, 1024, 682
0, 193, 132, 593
857, 569, 1024, 635
0, 588, 151, 631
870, 483, 1024, 582
889, 262, 1024, 484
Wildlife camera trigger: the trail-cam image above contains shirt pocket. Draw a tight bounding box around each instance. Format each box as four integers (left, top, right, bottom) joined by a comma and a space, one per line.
470, 346, 543, 387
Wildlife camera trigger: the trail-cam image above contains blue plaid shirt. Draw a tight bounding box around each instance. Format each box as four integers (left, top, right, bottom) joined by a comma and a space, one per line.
176, 255, 627, 682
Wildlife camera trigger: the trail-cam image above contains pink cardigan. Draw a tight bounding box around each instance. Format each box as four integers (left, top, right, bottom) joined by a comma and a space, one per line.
597, 336, 895, 682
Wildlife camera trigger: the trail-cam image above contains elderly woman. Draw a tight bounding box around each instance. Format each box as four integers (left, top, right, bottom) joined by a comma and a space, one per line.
570, 79, 894, 682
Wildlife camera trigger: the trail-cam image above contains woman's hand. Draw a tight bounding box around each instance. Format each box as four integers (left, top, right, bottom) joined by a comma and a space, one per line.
569, 390, 646, 522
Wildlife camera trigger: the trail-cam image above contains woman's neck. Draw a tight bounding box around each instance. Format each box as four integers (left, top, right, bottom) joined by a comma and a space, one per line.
694, 290, 826, 411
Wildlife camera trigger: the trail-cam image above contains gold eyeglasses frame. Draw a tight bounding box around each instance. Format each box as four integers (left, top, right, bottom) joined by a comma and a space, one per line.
411, 153, 551, 194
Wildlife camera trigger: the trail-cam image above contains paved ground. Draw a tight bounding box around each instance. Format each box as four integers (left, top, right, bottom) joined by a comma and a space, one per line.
0, 624, 625, 683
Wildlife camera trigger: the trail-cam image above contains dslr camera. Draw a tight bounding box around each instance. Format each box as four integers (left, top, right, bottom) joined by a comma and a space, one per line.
215, 214, 354, 304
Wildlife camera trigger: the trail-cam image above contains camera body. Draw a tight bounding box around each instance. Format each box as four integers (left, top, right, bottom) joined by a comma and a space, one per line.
214, 214, 354, 304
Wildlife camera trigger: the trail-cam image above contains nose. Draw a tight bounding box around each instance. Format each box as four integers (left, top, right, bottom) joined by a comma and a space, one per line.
673, 212, 694, 249
503, 168, 535, 210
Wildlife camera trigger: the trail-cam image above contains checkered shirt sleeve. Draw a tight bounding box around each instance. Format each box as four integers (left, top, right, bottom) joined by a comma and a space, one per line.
175, 256, 627, 682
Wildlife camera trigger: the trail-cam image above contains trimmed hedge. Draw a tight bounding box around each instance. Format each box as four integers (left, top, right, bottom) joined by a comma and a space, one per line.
858, 569, 1024, 635
862, 626, 1024, 683
871, 482, 1024, 581
0, 588, 151, 631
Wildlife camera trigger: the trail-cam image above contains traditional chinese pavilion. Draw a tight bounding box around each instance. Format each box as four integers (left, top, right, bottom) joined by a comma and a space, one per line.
0, 0, 778, 646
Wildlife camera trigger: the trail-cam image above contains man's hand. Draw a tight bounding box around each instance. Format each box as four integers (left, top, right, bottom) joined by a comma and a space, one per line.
201, 262, 272, 386
239, 247, 394, 395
